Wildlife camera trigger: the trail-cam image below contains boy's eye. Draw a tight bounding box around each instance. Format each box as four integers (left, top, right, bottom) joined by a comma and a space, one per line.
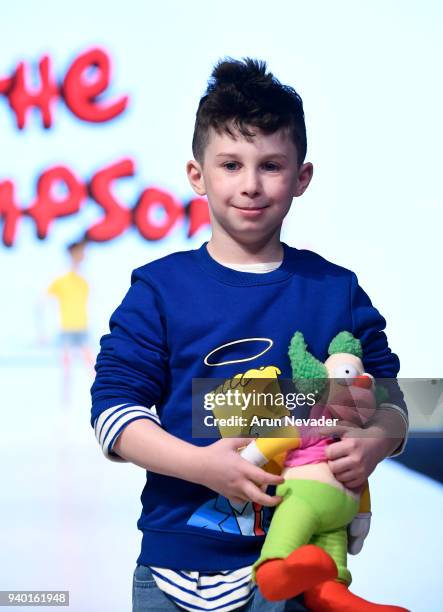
223, 162, 239, 171
262, 162, 281, 172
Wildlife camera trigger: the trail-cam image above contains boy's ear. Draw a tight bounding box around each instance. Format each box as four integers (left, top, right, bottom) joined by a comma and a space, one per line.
186, 159, 206, 196
293, 162, 314, 197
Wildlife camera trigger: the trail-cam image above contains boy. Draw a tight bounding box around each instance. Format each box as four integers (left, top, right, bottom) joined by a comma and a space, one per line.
91, 59, 408, 611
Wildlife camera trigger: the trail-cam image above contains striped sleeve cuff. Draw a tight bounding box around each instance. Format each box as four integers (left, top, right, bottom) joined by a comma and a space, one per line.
93, 403, 161, 462
379, 403, 409, 457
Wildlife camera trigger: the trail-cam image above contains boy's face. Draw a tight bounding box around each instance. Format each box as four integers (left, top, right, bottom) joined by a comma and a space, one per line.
187, 126, 313, 245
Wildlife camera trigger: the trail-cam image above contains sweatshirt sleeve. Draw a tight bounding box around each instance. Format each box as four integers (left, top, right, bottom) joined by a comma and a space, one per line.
350, 273, 409, 456
90, 268, 168, 461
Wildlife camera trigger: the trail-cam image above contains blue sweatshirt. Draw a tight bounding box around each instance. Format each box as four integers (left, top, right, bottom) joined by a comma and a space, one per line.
91, 241, 407, 571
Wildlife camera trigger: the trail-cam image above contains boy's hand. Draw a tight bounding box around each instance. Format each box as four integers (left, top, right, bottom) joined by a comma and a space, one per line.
320, 407, 407, 490
198, 438, 285, 506
321, 424, 394, 490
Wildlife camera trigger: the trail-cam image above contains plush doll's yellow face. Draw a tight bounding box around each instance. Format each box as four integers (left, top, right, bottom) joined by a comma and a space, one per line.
324, 353, 376, 426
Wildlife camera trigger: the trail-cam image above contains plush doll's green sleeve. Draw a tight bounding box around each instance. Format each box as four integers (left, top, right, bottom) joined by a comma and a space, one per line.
240, 331, 407, 612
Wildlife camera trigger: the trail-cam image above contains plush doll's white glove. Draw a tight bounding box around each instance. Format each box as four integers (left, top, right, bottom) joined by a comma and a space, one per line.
347, 512, 372, 555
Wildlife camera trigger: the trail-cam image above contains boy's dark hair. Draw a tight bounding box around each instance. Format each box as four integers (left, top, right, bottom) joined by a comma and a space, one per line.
192, 58, 307, 165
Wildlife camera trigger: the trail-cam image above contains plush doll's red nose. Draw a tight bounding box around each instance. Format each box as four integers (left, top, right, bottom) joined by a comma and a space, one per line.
352, 375, 373, 389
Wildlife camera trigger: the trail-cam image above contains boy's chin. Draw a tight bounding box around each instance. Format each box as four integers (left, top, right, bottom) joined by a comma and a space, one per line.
222, 218, 283, 240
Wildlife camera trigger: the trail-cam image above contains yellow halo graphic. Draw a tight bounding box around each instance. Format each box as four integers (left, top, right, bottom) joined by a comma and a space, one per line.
204, 337, 273, 367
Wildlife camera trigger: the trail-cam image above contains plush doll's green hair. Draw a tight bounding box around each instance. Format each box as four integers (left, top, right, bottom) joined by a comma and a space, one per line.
328, 331, 362, 360
288, 331, 363, 397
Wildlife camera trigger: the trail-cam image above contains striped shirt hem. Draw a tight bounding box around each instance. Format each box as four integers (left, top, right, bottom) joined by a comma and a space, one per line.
93, 403, 160, 461
149, 566, 255, 612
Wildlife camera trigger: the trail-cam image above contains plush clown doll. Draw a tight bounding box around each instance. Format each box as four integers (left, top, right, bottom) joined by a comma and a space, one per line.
240, 331, 407, 612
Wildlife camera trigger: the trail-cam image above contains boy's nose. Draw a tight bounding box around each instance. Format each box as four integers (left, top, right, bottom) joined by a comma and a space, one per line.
241, 170, 262, 198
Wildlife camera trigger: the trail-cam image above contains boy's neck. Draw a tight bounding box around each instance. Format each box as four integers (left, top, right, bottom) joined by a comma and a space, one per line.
207, 233, 284, 264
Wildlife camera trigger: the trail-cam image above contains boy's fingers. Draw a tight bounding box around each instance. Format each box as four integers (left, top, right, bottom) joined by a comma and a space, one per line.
243, 482, 282, 507
257, 493, 282, 508
328, 457, 353, 475
344, 479, 365, 491
263, 472, 285, 486
334, 471, 364, 490
325, 439, 350, 461
334, 469, 356, 484
246, 464, 284, 486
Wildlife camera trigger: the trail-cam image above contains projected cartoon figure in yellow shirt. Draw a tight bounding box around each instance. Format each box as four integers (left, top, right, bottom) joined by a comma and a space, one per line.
47, 239, 94, 400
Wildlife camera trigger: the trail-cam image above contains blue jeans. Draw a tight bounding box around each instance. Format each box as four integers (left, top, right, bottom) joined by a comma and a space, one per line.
132, 565, 308, 611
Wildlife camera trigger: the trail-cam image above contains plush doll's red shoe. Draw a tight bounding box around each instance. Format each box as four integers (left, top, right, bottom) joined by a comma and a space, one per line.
304, 580, 409, 612
255, 544, 337, 601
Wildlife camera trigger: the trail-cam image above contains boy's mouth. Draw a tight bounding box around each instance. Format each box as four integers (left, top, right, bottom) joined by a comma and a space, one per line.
233, 206, 269, 218
232, 204, 269, 209
232, 204, 270, 213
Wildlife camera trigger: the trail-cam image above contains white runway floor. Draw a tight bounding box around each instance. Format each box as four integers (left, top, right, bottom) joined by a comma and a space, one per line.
1, 360, 442, 611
